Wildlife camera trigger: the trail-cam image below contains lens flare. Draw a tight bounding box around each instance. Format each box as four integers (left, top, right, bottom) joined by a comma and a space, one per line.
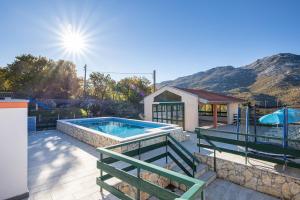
59, 24, 87, 55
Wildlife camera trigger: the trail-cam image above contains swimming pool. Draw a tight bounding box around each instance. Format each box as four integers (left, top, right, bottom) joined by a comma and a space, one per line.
69, 117, 167, 138
57, 117, 186, 148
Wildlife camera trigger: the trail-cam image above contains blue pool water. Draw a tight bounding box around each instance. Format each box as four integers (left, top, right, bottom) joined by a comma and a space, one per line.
69, 117, 166, 138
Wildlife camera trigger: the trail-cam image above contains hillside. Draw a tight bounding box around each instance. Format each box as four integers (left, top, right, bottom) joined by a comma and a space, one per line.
159, 53, 300, 106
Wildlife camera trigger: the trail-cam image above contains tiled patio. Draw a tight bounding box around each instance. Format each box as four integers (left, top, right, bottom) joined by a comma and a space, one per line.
28, 131, 117, 200
27, 130, 278, 200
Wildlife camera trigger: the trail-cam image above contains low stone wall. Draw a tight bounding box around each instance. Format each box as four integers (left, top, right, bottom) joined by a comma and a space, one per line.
195, 153, 300, 200
116, 171, 171, 200
57, 120, 187, 149
57, 120, 120, 148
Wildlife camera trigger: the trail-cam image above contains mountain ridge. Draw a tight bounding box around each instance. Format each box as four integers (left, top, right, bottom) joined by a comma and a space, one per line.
159, 53, 300, 106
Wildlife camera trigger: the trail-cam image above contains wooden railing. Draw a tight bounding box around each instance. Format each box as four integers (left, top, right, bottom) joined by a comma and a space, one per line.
97, 133, 205, 200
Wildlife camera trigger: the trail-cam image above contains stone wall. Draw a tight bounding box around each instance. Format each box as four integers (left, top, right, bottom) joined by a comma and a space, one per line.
195, 153, 300, 200
57, 120, 188, 150
115, 171, 171, 200
57, 121, 120, 148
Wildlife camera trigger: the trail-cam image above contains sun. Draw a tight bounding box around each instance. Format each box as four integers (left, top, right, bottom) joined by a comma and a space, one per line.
59, 24, 88, 56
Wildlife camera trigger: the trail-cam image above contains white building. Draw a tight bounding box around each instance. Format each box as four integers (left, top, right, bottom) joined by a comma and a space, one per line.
143, 86, 244, 132
0, 99, 29, 200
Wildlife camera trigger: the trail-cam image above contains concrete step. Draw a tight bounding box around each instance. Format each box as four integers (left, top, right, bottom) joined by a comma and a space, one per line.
168, 159, 208, 175
194, 164, 208, 178
147, 196, 159, 200
198, 171, 217, 187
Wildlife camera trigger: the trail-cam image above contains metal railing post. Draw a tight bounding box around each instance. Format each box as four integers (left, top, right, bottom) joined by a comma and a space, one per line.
198, 130, 201, 153
137, 141, 141, 200
283, 107, 288, 171
213, 148, 216, 172
138, 141, 141, 160
237, 107, 241, 139
254, 106, 257, 143
193, 156, 195, 177
245, 106, 249, 165
100, 153, 103, 193
137, 166, 141, 200
165, 135, 168, 164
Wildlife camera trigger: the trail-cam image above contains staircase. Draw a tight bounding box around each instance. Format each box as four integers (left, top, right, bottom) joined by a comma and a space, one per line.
167, 158, 217, 189
97, 133, 210, 200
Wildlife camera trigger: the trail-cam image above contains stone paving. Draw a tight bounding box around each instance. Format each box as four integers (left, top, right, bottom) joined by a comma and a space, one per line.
27, 130, 278, 200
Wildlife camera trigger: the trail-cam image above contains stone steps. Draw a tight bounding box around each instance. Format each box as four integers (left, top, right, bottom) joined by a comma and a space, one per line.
167, 158, 217, 189
198, 171, 217, 187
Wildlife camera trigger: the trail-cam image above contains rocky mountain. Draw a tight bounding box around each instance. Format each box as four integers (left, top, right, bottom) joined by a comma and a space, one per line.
159, 53, 300, 106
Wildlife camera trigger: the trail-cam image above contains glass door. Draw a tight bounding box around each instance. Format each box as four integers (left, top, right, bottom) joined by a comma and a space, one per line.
152, 103, 185, 129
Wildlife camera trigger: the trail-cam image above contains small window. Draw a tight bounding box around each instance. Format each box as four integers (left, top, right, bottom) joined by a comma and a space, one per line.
154, 91, 182, 102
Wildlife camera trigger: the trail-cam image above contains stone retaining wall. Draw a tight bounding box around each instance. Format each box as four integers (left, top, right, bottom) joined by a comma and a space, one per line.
195, 153, 300, 200
116, 171, 171, 200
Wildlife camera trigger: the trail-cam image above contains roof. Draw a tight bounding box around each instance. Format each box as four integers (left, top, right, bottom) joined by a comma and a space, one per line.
175, 87, 244, 103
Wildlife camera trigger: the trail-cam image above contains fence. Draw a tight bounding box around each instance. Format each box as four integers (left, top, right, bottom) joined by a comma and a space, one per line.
196, 128, 300, 170
28, 108, 88, 130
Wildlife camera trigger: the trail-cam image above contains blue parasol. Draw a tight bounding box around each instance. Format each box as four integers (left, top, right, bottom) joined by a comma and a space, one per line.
259, 108, 300, 125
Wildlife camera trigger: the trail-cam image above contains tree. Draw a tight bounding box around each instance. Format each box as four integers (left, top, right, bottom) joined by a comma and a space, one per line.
89, 72, 115, 100
5, 54, 79, 99
116, 76, 151, 104
43, 60, 79, 99
0, 68, 10, 91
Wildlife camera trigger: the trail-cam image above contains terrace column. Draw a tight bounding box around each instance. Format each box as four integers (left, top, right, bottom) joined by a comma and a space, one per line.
213, 104, 218, 128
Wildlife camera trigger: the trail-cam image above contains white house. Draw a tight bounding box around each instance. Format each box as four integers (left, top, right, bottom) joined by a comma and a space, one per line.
143, 86, 244, 132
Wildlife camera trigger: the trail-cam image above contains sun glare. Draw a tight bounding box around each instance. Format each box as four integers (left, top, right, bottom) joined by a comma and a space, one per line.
59, 24, 88, 56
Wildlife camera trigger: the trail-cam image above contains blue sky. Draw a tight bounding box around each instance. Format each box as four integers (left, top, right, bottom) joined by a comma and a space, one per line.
0, 0, 300, 82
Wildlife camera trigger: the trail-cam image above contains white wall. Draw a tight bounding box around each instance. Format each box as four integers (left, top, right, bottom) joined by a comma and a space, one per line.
144, 87, 199, 132
227, 103, 239, 124
0, 101, 28, 199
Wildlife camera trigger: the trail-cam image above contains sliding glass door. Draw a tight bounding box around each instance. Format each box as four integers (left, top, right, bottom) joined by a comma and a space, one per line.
152, 103, 184, 129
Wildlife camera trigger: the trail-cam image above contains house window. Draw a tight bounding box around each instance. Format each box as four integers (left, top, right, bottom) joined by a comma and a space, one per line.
218, 105, 227, 117
199, 104, 227, 117
199, 104, 213, 116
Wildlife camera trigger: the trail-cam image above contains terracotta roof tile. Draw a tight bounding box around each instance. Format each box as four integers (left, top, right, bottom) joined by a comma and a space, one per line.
175, 87, 244, 103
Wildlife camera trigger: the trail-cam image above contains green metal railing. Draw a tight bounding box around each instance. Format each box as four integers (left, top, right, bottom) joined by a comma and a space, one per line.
196, 128, 300, 169
97, 133, 205, 200
105, 133, 200, 177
